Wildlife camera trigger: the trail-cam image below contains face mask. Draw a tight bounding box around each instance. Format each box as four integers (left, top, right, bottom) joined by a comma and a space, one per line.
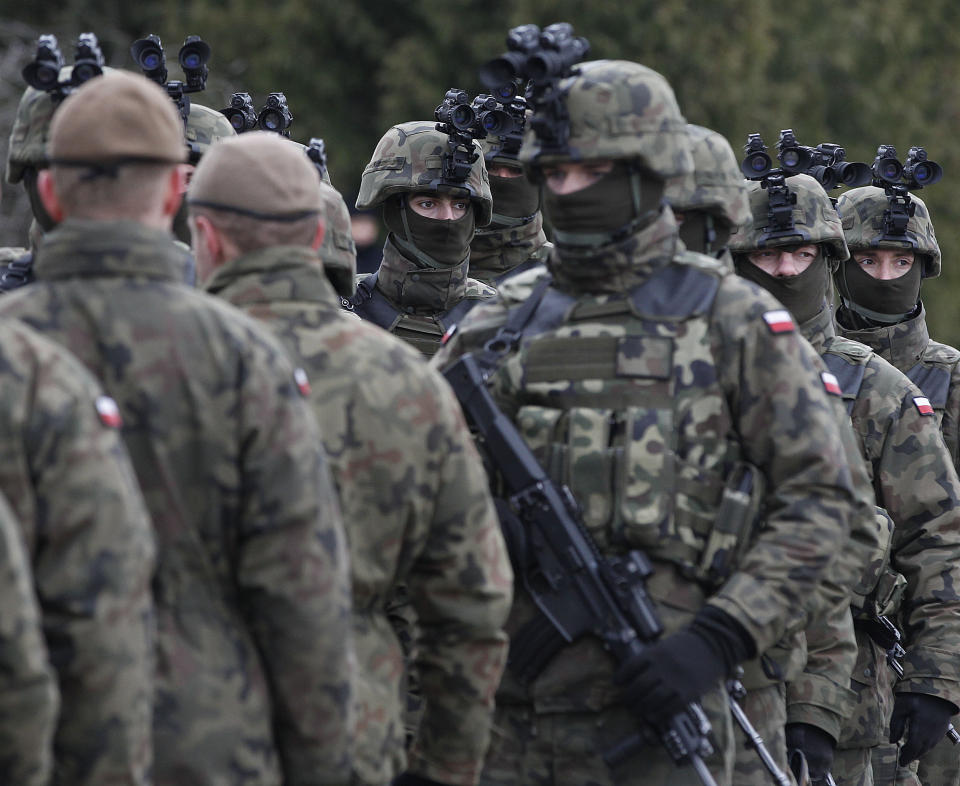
835, 256, 922, 322
22, 168, 57, 232
543, 163, 662, 241
735, 252, 828, 325
489, 173, 540, 220
384, 197, 476, 267
172, 199, 192, 245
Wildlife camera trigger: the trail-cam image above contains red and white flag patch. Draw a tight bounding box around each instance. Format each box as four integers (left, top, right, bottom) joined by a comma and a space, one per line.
441, 324, 458, 346
821, 372, 842, 396
914, 396, 934, 416
95, 395, 123, 428
293, 367, 312, 397
762, 309, 795, 334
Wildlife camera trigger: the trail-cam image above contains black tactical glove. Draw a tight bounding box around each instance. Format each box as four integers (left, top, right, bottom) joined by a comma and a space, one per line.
391, 774, 452, 786
785, 722, 836, 780
614, 605, 755, 723
889, 692, 958, 765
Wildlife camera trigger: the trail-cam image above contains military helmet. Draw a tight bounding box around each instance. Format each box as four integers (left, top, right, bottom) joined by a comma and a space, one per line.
665, 124, 751, 229
185, 102, 236, 164
836, 186, 941, 277
517, 60, 694, 181
728, 174, 849, 264
317, 181, 357, 297
356, 120, 492, 225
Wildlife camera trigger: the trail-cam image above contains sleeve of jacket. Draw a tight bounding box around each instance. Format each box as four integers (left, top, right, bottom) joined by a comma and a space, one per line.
877, 369, 960, 709
405, 371, 513, 786
0, 491, 58, 786
24, 334, 156, 786
234, 345, 357, 786
706, 279, 855, 654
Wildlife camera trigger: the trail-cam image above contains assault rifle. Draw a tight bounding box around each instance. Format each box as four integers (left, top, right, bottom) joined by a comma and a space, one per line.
444, 350, 723, 783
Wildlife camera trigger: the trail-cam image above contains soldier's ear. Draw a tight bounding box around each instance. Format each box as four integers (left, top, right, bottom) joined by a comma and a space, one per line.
161, 165, 190, 220
310, 217, 325, 251
36, 169, 64, 224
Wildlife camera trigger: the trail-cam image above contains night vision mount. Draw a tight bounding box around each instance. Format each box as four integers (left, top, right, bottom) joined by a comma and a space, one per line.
478, 22, 590, 155
130, 34, 211, 126
22, 33, 105, 102
869, 144, 942, 239
220, 91, 294, 137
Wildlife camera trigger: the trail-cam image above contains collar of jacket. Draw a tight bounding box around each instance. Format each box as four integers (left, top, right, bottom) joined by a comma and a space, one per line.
798, 302, 837, 354
468, 211, 547, 284
547, 205, 680, 295
836, 303, 930, 370
376, 234, 469, 313
201, 245, 339, 309
36, 218, 190, 282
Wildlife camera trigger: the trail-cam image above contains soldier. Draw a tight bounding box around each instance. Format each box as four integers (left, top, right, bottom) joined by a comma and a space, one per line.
835, 186, 960, 785
346, 121, 496, 357
0, 316, 156, 786
315, 176, 359, 301
187, 130, 513, 786
0, 69, 356, 786
435, 59, 858, 785
0, 490, 58, 786
730, 173, 960, 785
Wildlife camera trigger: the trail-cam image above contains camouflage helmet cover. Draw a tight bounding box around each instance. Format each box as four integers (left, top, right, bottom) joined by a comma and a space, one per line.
317, 180, 357, 297
728, 173, 849, 264
356, 121, 492, 225
836, 185, 941, 277
185, 102, 236, 163
665, 124, 751, 228
517, 59, 694, 181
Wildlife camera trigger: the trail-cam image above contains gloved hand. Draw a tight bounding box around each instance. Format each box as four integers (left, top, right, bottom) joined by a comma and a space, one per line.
889, 692, 958, 765
785, 722, 836, 780
391, 773, 452, 786
614, 605, 755, 723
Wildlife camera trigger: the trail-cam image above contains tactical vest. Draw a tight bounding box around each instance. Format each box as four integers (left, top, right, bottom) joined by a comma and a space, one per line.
347, 271, 478, 357
501, 255, 758, 584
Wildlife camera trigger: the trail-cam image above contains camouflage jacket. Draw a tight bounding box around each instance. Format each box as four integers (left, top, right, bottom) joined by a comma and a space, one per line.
838, 304, 960, 470
802, 305, 960, 743
468, 211, 551, 286
347, 236, 496, 357
202, 244, 512, 786
0, 490, 58, 786
0, 219, 356, 786
434, 207, 856, 714
0, 316, 155, 785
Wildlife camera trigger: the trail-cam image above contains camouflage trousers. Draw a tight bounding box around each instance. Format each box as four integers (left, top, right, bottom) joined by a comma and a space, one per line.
913, 734, 960, 785
480, 687, 735, 786
732, 683, 796, 785
870, 744, 918, 786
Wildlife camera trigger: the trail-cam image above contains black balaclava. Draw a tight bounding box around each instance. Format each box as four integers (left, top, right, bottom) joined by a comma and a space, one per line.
678, 211, 731, 257
834, 256, 923, 324
489, 172, 540, 223
735, 249, 830, 325
383, 194, 476, 267
22, 167, 57, 232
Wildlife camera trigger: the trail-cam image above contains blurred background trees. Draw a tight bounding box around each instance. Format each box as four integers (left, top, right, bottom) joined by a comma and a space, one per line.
4, 0, 959, 340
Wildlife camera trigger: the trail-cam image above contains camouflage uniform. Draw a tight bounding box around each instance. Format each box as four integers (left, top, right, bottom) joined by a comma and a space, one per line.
836, 187, 960, 786
316, 180, 359, 299
0, 490, 58, 786
0, 316, 156, 785
731, 175, 960, 786
347, 121, 496, 357
435, 59, 858, 786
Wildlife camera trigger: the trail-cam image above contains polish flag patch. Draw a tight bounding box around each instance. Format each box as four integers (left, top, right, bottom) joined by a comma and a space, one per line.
914, 396, 934, 416
95, 395, 123, 428
441, 324, 458, 346
762, 309, 795, 334
821, 372, 842, 396
293, 367, 312, 397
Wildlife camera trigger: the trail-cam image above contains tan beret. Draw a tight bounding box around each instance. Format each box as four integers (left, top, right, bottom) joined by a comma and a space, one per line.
188, 131, 322, 219
49, 70, 187, 167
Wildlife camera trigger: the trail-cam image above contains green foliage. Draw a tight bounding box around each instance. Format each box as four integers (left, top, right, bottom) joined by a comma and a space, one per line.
3, 0, 960, 342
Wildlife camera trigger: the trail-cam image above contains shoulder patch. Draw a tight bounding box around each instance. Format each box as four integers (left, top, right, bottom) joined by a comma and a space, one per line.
821, 372, 842, 396
95, 395, 123, 428
914, 396, 934, 416
441, 324, 457, 345
293, 367, 312, 397
762, 309, 795, 334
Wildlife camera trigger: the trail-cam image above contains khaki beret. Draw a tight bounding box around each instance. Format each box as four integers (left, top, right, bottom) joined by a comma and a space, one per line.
188, 131, 322, 220
49, 70, 187, 168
